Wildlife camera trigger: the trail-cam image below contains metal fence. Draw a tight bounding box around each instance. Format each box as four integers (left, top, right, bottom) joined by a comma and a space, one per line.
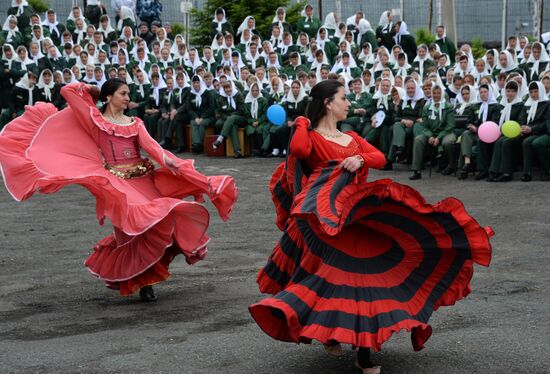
2, 0, 549, 44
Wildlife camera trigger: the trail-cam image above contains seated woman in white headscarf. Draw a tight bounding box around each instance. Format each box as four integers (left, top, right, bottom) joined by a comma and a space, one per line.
3, 72, 39, 126
1, 15, 25, 48
524, 42, 550, 83
269, 7, 291, 38
97, 14, 118, 43
117, 5, 136, 32
376, 10, 395, 50
210, 7, 234, 39
492, 50, 522, 80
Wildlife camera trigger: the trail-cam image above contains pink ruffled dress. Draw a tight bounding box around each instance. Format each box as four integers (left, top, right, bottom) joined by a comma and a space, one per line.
0, 82, 238, 295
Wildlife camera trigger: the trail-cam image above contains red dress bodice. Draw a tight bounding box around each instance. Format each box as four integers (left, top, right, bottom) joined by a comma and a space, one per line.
98, 131, 142, 165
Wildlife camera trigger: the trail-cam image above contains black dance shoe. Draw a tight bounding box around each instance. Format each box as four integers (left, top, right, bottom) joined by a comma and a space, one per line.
409, 171, 422, 180
139, 285, 157, 302
497, 173, 513, 182
520, 173, 532, 182
475, 171, 489, 180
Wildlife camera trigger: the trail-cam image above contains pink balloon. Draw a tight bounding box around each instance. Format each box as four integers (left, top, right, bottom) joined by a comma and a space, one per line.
478, 121, 500, 143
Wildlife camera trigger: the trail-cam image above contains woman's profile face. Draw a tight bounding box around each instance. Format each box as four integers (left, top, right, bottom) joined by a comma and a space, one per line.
328, 86, 351, 122
108, 84, 130, 110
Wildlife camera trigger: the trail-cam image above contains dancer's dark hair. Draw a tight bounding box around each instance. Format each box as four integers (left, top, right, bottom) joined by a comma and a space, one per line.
99, 78, 128, 112
305, 80, 344, 128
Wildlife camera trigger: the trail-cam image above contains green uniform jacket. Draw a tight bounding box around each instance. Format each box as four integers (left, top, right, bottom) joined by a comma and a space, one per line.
10, 85, 39, 114
471, 103, 502, 127
8, 6, 33, 35
347, 92, 373, 117
285, 64, 309, 80
519, 101, 550, 135
0, 31, 25, 49
397, 34, 417, 62
420, 103, 456, 139
187, 90, 215, 119
244, 97, 268, 126
244, 56, 265, 72
145, 88, 166, 110
335, 67, 362, 79
159, 89, 174, 115
210, 22, 234, 39
523, 61, 549, 83
297, 17, 321, 39
411, 59, 436, 79
129, 83, 152, 113
395, 98, 426, 122
375, 25, 395, 49
215, 92, 245, 120
371, 95, 394, 126
360, 31, 378, 53
322, 41, 339, 65
282, 98, 308, 121
172, 87, 190, 112
435, 38, 457, 60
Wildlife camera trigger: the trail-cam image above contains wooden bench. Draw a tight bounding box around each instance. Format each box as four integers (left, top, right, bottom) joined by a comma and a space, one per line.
226, 127, 251, 157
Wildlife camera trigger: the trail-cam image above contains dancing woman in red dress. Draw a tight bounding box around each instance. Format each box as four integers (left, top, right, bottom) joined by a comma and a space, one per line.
0, 79, 237, 301
249, 80, 493, 373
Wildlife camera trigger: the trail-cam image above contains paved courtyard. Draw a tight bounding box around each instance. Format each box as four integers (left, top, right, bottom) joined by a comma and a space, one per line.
1, 154, 548, 373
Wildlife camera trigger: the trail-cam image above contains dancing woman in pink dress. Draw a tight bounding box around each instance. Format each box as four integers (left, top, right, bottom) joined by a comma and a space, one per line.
0, 79, 238, 301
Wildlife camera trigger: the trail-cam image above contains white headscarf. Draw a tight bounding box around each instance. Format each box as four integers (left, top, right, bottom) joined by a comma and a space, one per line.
373, 78, 393, 111
499, 82, 522, 125
210, 33, 224, 52
272, 7, 286, 31
527, 42, 550, 81
97, 16, 115, 38
190, 75, 206, 108
218, 78, 238, 109
394, 22, 410, 46
402, 78, 424, 109
378, 11, 393, 32
237, 16, 255, 36
133, 67, 151, 97
15, 72, 34, 105
524, 81, 548, 124
2, 44, 16, 70
285, 81, 306, 109
184, 48, 203, 71
412, 45, 433, 78
477, 84, 498, 123
212, 8, 227, 33
67, 6, 82, 22
73, 18, 88, 45
322, 12, 338, 30
455, 85, 479, 115
358, 43, 375, 68
42, 11, 60, 38
15, 47, 33, 69
151, 69, 167, 106
11, 0, 29, 16
2, 15, 20, 41
117, 6, 135, 31
245, 82, 261, 119
497, 50, 519, 73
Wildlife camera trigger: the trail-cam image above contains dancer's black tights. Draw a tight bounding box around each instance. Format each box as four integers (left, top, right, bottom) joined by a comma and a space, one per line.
357, 348, 373, 368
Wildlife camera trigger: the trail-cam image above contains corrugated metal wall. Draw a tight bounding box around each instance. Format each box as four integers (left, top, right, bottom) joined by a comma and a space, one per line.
2, 0, 549, 44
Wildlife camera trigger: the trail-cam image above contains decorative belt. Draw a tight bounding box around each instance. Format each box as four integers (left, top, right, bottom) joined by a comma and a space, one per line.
104, 158, 155, 179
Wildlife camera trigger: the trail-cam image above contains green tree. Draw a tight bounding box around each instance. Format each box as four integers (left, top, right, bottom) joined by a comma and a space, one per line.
28, 0, 49, 13
190, 0, 306, 47
471, 37, 487, 59
414, 27, 436, 46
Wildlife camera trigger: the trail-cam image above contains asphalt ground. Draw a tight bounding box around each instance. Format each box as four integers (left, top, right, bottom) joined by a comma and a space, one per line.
1, 154, 549, 374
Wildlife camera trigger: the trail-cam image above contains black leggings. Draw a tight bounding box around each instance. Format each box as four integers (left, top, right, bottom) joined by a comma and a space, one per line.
357, 348, 373, 368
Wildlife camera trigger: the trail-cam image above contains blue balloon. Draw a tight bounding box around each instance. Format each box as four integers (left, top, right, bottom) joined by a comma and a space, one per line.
267, 104, 286, 126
